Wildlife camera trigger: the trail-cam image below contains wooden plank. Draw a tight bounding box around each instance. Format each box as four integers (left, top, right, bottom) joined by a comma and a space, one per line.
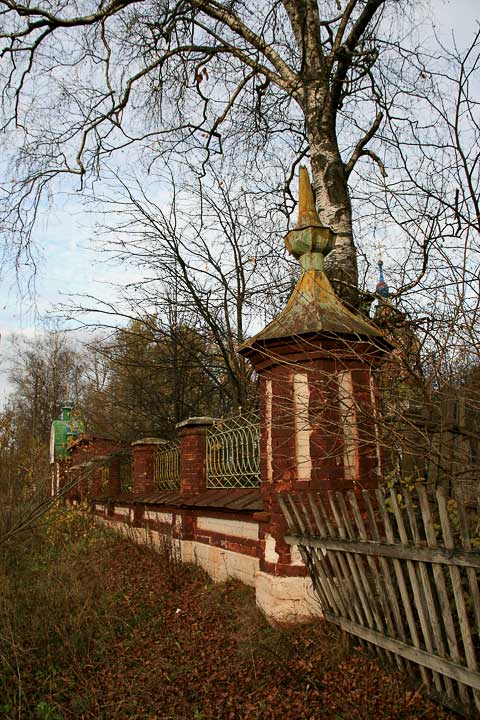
346, 491, 402, 671
403, 488, 456, 701
324, 612, 480, 691
298, 493, 360, 616
416, 485, 470, 707
329, 492, 376, 630
388, 490, 444, 694
375, 489, 431, 690
330, 492, 385, 663
315, 493, 368, 632
336, 492, 388, 635
308, 493, 368, 616
306, 493, 351, 618
280, 492, 339, 614
282, 494, 341, 615
277, 494, 299, 534
437, 487, 480, 713
361, 490, 412, 675
294, 494, 340, 614
297, 493, 316, 535
282, 534, 480, 567
344, 492, 387, 634
454, 484, 480, 637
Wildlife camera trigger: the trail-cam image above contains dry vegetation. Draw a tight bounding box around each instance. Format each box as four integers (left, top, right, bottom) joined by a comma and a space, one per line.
0, 507, 459, 720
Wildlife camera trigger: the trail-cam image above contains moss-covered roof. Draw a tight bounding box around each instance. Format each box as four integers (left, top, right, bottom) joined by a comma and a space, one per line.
239, 267, 385, 353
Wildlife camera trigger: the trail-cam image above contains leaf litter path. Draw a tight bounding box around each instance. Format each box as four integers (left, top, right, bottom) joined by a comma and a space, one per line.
24, 531, 458, 720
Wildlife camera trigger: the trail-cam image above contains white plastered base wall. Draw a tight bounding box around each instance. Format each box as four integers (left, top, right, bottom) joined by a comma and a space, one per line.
95, 517, 322, 623
255, 571, 323, 625
95, 518, 257, 587
181, 540, 258, 587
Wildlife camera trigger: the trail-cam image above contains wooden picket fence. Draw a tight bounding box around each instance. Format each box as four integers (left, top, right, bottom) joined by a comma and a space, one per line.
384, 396, 480, 504
278, 486, 480, 718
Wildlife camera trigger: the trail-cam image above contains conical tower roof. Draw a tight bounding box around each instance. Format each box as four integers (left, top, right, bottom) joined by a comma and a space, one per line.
239, 166, 389, 354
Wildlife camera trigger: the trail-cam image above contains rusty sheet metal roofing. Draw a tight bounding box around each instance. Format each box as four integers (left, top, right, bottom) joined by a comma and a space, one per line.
239, 269, 388, 352
94, 488, 263, 512
67, 434, 121, 451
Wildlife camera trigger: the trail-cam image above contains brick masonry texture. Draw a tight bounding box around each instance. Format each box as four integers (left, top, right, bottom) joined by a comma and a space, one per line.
58, 314, 388, 624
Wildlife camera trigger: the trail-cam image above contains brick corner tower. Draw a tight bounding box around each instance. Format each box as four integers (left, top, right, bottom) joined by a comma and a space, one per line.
238, 166, 392, 623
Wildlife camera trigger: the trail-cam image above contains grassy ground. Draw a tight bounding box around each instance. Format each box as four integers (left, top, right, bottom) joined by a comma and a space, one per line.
0, 507, 457, 720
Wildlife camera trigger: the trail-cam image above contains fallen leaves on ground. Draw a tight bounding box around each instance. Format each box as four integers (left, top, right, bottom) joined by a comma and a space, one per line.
1, 519, 458, 720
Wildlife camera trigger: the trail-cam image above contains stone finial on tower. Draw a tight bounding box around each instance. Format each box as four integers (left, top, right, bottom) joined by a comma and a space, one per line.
284, 166, 335, 271
296, 165, 322, 230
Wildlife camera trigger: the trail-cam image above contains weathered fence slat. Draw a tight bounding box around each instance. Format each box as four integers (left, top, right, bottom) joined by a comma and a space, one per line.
437, 488, 480, 713
324, 613, 480, 691
281, 535, 480, 567
329, 492, 376, 631
388, 489, 444, 694
306, 493, 349, 616
278, 495, 336, 614
347, 491, 404, 671
296, 494, 337, 612
416, 485, 467, 707
308, 493, 357, 621
377, 490, 432, 691
279, 486, 480, 718
405, 488, 457, 699
318, 494, 367, 635
455, 487, 480, 636
361, 490, 411, 671
337, 491, 391, 665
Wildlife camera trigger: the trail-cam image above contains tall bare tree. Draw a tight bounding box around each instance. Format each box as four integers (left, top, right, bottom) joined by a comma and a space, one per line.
65, 167, 282, 412
1, 0, 414, 304
8, 329, 85, 444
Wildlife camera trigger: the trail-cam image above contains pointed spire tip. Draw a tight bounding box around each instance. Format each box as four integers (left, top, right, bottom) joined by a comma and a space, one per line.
296, 166, 322, 230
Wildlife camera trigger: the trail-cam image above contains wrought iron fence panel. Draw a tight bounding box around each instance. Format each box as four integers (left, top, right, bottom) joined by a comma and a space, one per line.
119, 459, 132, 492
154, 441, 180, 490
100, 465, 110, 491
206, 411, 260, 488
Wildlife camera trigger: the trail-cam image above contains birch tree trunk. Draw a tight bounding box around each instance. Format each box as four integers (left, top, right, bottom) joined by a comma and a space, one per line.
302, 88, 359, 307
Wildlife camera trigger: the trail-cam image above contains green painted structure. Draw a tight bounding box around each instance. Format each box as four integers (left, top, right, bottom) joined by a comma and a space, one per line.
50, 404, 85, 463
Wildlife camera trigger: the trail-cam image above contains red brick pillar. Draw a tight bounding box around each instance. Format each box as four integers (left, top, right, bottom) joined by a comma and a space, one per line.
131, 438, 167, 495
235, 179, 391, 621
176, 417, 214, 496
243, 336, 388, 566
238, 334, 391, 623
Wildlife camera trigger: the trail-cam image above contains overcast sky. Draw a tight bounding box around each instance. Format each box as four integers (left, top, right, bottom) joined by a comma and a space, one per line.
0, 0, 479, 402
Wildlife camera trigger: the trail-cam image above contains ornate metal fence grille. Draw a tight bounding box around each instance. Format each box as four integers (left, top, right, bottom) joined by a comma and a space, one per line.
100, 465, 110, 490
119, 459, 132, 492
154, 441, 180, 490
206, 411, 260, 488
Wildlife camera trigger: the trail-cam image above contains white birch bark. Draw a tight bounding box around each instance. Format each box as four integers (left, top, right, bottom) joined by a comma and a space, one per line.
302, 88, 359, 307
